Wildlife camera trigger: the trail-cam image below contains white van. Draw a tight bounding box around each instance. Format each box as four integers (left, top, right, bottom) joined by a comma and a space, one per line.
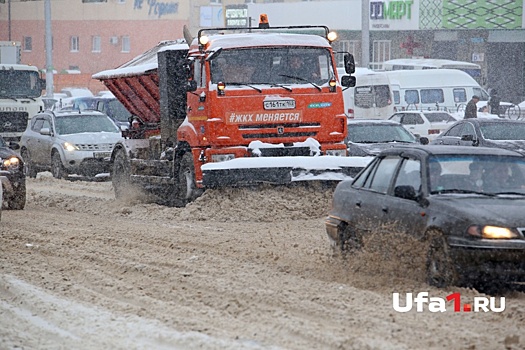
384, 69, 489, 113
381, 58, 483, 86
338, 67, 395, 119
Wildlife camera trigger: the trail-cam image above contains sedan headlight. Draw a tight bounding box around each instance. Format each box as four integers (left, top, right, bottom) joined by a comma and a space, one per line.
467, 225, 520, 239
211, 153, 235, 162
2, 156, 20, 170
325, 149, 347, 157
62, 142, 79, 151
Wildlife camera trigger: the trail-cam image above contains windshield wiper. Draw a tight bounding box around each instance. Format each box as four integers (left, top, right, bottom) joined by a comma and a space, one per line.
278, 74, 321, 91
225, 82, 262, 93
270, 84, 293, 92
494, 191, 525, 196
431, 189, 496, 196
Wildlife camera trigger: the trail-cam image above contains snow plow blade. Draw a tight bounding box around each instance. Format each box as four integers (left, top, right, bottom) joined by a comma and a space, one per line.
201, 156, 373, 188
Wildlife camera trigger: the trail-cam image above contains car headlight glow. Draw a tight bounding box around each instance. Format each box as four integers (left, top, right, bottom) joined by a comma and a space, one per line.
63, 142, 79, 151
467, 225, 520, 239
2, 156, 20, 169
211, 153, 235, 162
325, 149, 347, 157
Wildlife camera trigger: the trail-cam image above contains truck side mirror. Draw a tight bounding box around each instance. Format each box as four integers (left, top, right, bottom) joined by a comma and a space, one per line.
344, 53, 355, 74
341, 75, 356, 88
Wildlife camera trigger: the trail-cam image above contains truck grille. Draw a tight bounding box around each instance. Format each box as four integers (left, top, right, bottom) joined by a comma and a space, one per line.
76, 143, 116, 151
239, 122, 320, 139
0, 112, 29, 133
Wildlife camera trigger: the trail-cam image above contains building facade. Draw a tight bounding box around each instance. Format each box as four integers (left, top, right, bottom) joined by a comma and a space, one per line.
0, 0, 190, 93
1, 0, 524, 103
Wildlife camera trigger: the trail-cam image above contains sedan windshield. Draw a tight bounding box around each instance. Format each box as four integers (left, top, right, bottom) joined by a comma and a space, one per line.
479, 122, 525, 140
429, 155, 525, 195
55, 115, 120, 135
347, 124, 416, 143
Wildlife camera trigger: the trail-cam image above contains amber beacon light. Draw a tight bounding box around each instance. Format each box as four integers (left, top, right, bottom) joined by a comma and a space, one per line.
259, 14, 270, 28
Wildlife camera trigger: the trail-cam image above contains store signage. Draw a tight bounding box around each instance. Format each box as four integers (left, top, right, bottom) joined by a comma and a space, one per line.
370, 1, 414, 20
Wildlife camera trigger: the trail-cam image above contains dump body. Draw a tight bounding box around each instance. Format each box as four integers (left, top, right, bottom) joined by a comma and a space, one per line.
93, 25, 360, 205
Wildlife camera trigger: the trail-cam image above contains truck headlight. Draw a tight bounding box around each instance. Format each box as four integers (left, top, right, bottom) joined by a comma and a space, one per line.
211, 154, 235, 162
2, 156, 20, 170
325, 149, 347, 157
467, 225, 520, 239
62, 142, 79, 151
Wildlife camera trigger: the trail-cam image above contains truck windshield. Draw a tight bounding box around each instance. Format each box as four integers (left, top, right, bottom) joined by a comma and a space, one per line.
0, 70, 42, 98
209, 47, 334, 86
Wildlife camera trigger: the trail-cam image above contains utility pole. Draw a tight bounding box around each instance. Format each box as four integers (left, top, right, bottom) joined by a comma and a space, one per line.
361, 0, 370, 68
44, 0, 54, 97
8, 0, 11, 41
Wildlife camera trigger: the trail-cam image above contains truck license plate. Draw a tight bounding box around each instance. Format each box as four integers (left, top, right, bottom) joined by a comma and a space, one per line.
263, 100, 296, 110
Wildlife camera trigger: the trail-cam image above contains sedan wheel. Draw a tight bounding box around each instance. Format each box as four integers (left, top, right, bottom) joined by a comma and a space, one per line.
51, 152, 66, 179
426, 233, 459, 288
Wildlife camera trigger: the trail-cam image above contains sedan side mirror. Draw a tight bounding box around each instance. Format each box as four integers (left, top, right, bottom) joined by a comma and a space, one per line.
461, 134, 479, 146
418, 136, 429, 145
394, 185, 418, 201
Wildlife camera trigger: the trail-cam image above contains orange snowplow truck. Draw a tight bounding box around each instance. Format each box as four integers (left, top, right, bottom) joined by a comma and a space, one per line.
93, 17, 359, 206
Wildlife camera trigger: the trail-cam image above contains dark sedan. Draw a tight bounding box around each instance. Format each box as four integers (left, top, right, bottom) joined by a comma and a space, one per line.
325, 145, 525, 289
0, 136, 26, 210
346, 119, 428, 156
431, 118, 525, 154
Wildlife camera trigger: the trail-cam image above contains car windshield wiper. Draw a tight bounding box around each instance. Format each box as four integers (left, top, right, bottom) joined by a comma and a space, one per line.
225, 82, 262, 93
494, 191, 525, 196
278, 74, 322, 91
431, 188, 496, 196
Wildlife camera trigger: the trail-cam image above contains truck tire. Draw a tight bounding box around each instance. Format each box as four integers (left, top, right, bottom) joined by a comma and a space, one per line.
112, 147, 131, 199
173, 152, 202, 207
8, 181, 26, 210
426, 231, 460, 288
51, 152, 67, 179
21, 149, 37, 178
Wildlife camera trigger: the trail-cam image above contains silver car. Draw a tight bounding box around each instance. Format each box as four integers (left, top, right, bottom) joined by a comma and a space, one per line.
20, 110, 123, 179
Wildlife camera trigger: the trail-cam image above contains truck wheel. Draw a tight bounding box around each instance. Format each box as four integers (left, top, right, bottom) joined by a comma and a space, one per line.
51, 152, 66, 179
426, 231, 459, 288
21, 149, 37, 178
8, 181, 26, 210
174, 152, 202, 207
112, 147, 131, 199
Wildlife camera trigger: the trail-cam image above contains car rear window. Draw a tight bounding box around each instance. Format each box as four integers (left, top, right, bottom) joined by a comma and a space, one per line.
479, 122, 525, 140
424, 113, 456, 123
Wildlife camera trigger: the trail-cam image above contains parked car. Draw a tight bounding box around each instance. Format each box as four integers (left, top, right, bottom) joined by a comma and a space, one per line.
430, 118, 525, 155
57, 96, 131, 129
325, 145, 525, 289
19, 110, 124, 179
346, 119, 428, 156
388, 110, 457, 141
0, 136, 26, 209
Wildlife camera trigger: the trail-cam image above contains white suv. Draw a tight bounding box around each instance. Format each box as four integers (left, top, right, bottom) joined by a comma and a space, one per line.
20, 110, 123, 179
